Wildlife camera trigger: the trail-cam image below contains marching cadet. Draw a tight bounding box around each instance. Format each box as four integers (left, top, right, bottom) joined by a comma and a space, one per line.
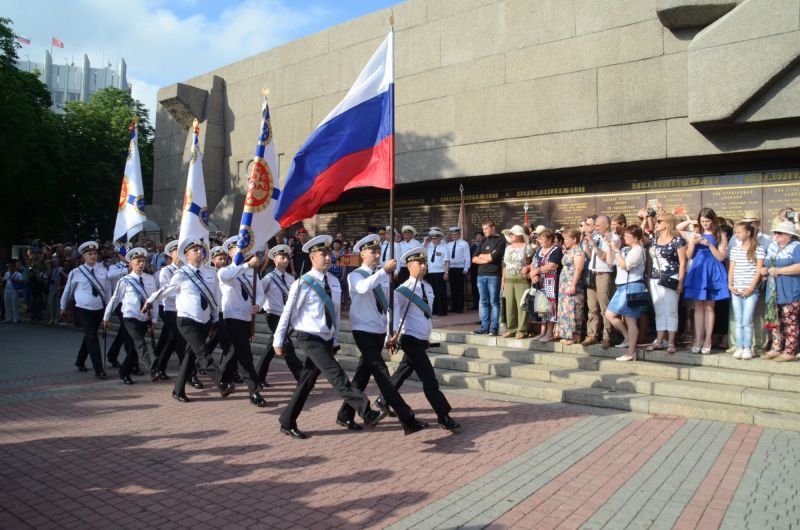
144, 238, 222, 402
201, 245, 232, 374
424, 228, 450, 317
397, 225, 419, 284
383, 246, 461, 430
216, 237, 267, 407
102, 247, 158, 384
60, 241, 113, 379
446, 227, 471, 314
151, 240, 183, 381
104, 246, 135, 370
257, 244, 303, 385
336, 234, 427, 435
273, 235, 384, 439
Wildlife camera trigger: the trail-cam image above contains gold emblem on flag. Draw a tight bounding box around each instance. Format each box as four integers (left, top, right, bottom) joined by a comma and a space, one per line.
243, 158, 273, 214
118, 176, 128, 212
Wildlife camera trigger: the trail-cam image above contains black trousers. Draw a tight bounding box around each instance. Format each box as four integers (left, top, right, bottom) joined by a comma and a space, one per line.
155, 309, 186, 372
449, 268, 465, 313
338, 330, 413, 424
106, 309, 134, 365
74, 308, 104, 375
469, 265, 479, 309
218, 319, 261, 393
397, 267, 410, 284
279, 332, 369, 430
256, 313, 303, 383
427, 272, 448, 316
203, 313, 230, 367
382, 335, 451, 420
175, 317, 211, 394
121, 319, 149, 378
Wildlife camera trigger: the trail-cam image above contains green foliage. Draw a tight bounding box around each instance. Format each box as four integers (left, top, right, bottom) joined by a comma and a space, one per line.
0, 17, 155, 248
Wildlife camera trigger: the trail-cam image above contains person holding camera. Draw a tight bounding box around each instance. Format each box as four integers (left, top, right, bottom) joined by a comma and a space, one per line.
647, 213, 686, 354
581, 215, 618, 348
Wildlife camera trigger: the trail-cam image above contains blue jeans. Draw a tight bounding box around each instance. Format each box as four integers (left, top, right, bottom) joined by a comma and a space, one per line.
731, 291, 759, 348
477, 275, 501, 332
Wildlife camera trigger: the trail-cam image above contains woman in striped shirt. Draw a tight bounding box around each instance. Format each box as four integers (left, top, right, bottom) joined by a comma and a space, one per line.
728, 222, 765, 360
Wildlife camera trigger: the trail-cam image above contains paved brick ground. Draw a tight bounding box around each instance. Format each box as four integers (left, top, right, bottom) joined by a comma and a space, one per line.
0, 323, 798, 529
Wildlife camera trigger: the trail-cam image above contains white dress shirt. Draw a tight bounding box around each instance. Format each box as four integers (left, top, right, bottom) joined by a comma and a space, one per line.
446, 239, 471, 269
104, 272, 158, 323
259, 269, 294, 316
425, 242, 450, 273
589, 233, 620, 273
218, 262, 265, 321
394, 277, 434, 341
398, 239, 420, 268
60, 264, 111, 311
147, 264, 222, 323
158, 264, 179, 311
348, 265, 390, 334
379, 240, 402, 272
274, 268, 341, 347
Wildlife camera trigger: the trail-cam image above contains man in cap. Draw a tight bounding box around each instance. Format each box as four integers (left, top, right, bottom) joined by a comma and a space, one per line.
446, 227, 471, 313
201, 244, 233, 375
273, 235, 384, 439
60, 241, 113, 379
379, 226, 401, 275
151, 240, 184, 380
335, 234, 427, 435
216, 237, 267, 407
397, 226, 419, 284
382, 246, 460, 430
425, 229, 450, 317
102, 248, 158, 384
104, 245, 134, 369
144, 238, 223, 402
257, 244, 303, 385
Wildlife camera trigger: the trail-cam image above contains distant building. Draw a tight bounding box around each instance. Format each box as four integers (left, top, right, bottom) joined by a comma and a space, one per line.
16, 50, 130, 113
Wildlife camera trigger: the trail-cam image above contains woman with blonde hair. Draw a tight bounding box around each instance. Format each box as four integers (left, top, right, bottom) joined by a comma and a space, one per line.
647, 213, 686, 354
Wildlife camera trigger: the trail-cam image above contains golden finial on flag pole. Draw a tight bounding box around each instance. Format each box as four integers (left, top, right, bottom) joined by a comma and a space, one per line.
132, 115, 139, 125
389, 9, 394, 28
261, 87, 270, 97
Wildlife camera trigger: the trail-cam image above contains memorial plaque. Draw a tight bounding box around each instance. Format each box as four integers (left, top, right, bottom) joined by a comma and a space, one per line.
397, 206, 432, 234
550, 197, 595, 228
596, 193, 647, 222
650, 190, 702, 221
340, 211, 368, 241
468, 203, 507, 234
702, 187, 761, 222
429, 204, 460, 231
763, 183, 800, 223
315, 213, 340, 235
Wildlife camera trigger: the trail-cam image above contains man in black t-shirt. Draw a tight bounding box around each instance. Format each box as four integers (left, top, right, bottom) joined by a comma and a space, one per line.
471, 221, 506, 335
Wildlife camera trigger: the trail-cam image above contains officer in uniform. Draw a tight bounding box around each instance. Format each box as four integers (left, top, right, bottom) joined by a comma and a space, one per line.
383, 246, 461, 430
336, 234, 427, 435
379, 226, 401, 271
145, 238, 222, 402
446, 227, 471, 313
274, 235, 384, 439
151, 240, 183, 380
60, 241, 113, 379
424, 229, 450, 316
104, 246, 135, 370
397, 225, 419, 284
102, 247, 158, 384
202, 245, 233, 375
257, 244, 303, 385
216, 237, 267, 407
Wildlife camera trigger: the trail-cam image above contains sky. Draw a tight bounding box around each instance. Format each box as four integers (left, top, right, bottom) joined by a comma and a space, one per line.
4, 0, 402, 122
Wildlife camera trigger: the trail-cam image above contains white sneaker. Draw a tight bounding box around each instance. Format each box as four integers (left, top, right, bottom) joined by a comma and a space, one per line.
614, 341, 629, 349
733, 348, 743, 359
741, 348, 753, 360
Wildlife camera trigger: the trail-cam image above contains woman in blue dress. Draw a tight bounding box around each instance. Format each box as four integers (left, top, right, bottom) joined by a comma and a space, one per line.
684, 208, 730, 354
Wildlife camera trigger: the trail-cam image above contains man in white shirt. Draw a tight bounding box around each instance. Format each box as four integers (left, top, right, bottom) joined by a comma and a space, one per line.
335, 234, 426, 435
425, 229, 450, 316
104, 246, 134, 369
151, 240, 183, 381
397, 225, 419, 284
582, 215, 619, 348
257, 245, 302, 385
144, 238, 222, 402
102, 248, 158, 384
379, 226, 401, 278
446, 226, 471, 313
273, 235, 384, 439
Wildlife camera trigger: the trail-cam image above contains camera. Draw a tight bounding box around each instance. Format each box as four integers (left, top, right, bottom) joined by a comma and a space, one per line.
787, 210, 799, 222
646, 207, 657, 218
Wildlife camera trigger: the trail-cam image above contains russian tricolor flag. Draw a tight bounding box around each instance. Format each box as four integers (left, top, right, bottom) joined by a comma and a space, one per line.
276, 32, 394, 228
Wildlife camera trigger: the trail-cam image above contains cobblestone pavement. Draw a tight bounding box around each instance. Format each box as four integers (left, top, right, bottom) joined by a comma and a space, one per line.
0, 323, 798, 530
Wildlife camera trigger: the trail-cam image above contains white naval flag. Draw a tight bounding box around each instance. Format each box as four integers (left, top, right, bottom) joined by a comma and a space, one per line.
178, 120, 210, 246
113, 119, 147, 242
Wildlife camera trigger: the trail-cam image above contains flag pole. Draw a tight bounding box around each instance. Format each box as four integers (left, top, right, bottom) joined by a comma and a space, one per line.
250, 87, 270, 342
388, 12, 397, 338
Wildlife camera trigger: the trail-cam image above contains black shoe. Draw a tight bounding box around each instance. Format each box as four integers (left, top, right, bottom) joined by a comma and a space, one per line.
280, 427, 308, 439
336, 419, 363, 431
232, 372, 244, 384
437, 415, 461, 430
158, 371, 170, 380
374, 399, 396, 418
198, 368, 208, 376
96, 371, 107, 379
363, 409, 387, 428
249, 391, 267, 408
489, 329, 499, 336
218, 381, 234, 397
120, 375, 135, 385
171, 391, 190, 403
150, 369, 160, 382
190, 376, 204, 389
77, 365, 89, 372
131, 367, 144, 376
403, 418, 429, 436
473, 328, 489, 335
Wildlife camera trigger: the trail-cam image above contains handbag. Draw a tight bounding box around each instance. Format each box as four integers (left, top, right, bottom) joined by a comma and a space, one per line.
534, 289, 551, 315
653, 241, 679, 290
625, 247, 650, 308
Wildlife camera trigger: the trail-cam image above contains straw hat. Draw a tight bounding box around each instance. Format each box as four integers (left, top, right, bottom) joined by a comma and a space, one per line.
501, 225, 529, 244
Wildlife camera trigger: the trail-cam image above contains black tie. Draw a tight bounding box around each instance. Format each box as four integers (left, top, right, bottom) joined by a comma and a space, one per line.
195, 270, 209, 311
371, 269, 383, 313
382, 243, 388, 262
138, 276, 146, 305
279, 273, 288, 304
323, 274, 333, 328
431, 245, 436, 263
89, 268, 100, 298
451, 241, 457, 259
421, 285, 430, 320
